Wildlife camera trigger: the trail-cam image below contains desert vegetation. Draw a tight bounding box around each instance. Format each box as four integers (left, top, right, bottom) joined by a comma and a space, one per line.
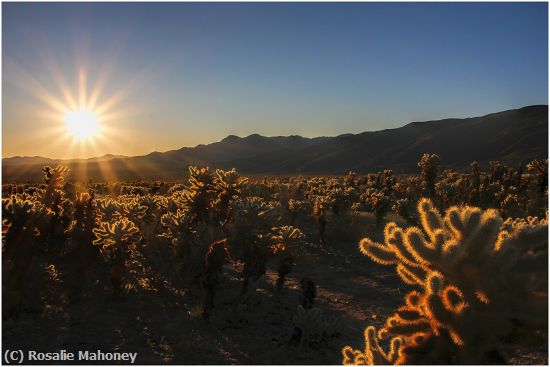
2, 154, 547, 364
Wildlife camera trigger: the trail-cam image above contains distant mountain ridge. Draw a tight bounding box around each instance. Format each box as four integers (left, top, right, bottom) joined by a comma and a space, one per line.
5, 154, 126, 166
3, 105, 548, 183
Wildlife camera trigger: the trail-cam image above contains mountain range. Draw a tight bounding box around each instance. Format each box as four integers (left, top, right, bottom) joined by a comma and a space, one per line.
3, 105, 548, 183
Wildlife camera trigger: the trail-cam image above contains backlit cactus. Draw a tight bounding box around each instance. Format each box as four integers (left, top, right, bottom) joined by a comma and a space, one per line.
41, 165, 69, 208
2, 195, 52, 318
271, 225, 304, 290
64, 191, 101, 301
213, 168, 248, 223
201, 239, 230, 319
227, 197, 278, 294
344, 198, 548, 364
93, 218, 142, 295
418, 154, 440, 198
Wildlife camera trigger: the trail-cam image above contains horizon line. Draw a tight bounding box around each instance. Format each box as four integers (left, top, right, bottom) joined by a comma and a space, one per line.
3, 103, 547, 161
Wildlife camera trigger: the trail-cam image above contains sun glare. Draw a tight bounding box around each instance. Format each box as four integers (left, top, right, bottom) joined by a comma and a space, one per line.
6, 47, 144, 158
64, 108, 100, 140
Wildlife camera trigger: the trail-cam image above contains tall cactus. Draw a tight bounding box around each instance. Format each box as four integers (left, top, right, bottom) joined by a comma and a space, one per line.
418, 154, 440, 198
2, 196, 52, 318
227, 197, 277, 294
64, 191, 101, 301
213, 168, 248, 223
271, 225, 304, 290
201, 239, 230, 319
93, 218, 141, 296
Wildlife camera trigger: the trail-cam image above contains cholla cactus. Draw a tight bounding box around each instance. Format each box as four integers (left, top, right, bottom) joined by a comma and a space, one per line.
41, 165, 69, 208
271, 225, 304, 253
526, 159, 548, 217
135, 195, 166, 242
38, 166, 70, 254
435, 169, 464, 208
176, 166, 216, 225
343, 326, 403, 365
160, 208, 199, 276
500, 193, 525, 219
287, 198, 308, 226
2, 195, 52, 264
213, 168, 248, 222
392, 198, 418, 226
160, 208, 195, 239
3, 196, 49, 234
201, 239, 230, 319
167, 183, 186, 195
478, 180, 501, 208
119, 199, 148, 224
344, 198, 548, 364
96, 198, 121, 221
366, 190, 391, 227
271, 226, 304, 290
2, 195, 52, 318
68, 192, 99, 239
227, 197, 277, 294
231, 197, 277, 233
137, 195, 161, 218
527, 159, 548, 196
489, 161, 506, 183
345, 171, 358, 187
418, 154, 440, 198
468, 161, 481, 205
313, 195, 332, 244
93, 218, 141, 252
500, 214, 548, 241
2, 195, 48, 237
93, 218, 141, 295
64, 192, 101, 301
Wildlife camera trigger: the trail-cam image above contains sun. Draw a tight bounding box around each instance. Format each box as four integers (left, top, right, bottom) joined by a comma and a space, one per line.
64, 108, 100, 140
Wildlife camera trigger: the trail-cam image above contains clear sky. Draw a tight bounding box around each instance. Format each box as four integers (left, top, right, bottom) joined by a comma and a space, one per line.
3, 2, 548, 159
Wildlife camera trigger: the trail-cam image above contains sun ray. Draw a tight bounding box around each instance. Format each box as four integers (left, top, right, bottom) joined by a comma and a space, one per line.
96, 157, 119, 183
4, 58, 69, 114
78, 68, 88, 108
38, 44, 78, 110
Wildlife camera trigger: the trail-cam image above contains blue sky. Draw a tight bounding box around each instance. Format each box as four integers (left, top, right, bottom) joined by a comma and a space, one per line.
3, 2, 548, 158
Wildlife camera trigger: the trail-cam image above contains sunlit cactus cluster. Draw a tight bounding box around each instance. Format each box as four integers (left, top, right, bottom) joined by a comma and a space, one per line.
343, 198, 547, 364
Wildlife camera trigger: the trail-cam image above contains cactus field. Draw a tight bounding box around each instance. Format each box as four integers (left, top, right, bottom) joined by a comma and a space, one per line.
2, 156, 548, 364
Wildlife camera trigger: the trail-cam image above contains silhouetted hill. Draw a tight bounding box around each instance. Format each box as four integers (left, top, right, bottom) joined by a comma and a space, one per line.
3, 105, 547, 182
